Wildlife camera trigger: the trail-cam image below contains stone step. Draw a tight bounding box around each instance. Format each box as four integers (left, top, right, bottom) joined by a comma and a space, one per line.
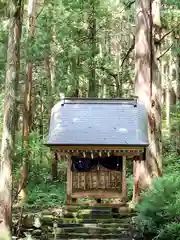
13, 206, 135, 221
14, 222, 133, 239
51, 233, 130, 239
13, 214, 133, 230
52, 226, 130, 234
20, 231, 132, 240
15, 227, 132, 240
45, 232, 131, 239
63, 213, 113, 219
66, 202, 127, 208
13, 215, 132, 229
66, 239, 131, 240
13, 205, 136, 240
65, 205, 133, 212
41, 216, 132, 225
66, 206, 117, 213
40, 222, 131, 229
62, 213, 134, 220
18, 223, 131, 234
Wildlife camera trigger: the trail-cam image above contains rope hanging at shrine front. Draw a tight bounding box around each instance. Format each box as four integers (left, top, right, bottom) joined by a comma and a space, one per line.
71, 155, 123, 172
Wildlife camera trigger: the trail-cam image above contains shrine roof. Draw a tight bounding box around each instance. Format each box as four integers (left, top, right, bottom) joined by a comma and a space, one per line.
46, 98, 149, 147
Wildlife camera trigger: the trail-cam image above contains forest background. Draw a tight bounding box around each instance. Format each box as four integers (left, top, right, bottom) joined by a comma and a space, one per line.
0, 0, 180, 239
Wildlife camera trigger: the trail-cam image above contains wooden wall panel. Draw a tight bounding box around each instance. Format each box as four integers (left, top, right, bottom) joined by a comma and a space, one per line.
72, 165, 122, 192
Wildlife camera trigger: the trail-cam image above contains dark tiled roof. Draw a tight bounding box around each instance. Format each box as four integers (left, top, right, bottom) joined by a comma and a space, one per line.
46, 98, 148, 146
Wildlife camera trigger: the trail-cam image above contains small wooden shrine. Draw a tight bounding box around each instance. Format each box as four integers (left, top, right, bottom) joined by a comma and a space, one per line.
46, 98, 148, 205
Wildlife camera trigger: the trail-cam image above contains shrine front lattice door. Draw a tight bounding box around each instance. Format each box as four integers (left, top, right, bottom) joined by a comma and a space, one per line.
72, 165, 122, 193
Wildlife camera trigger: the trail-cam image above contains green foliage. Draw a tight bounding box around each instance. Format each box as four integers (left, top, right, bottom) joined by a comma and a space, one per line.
0, 0, 177, 228
162, 1, 180, 26
127, 175, 133, 201
135, 148, 180, 239
164, 0, 180, 9
157, 223, 180, 240
162, 102, 180, 154
14, 131, 51, 177
135, 174, 180, 238
13, 131, 67, 208
0, 19, 7, 81
28, 181, 66, 208
163, 151, 180, 174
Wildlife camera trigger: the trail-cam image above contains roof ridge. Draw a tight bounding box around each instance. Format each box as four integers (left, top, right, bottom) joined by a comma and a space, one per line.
61, 97, 138, 107
64, 97, 137, 101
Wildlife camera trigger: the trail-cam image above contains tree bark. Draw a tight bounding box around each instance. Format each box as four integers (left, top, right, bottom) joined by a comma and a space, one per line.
134, 0, 162, 202
134, 0, 152, 202
52, 152, 58, 181
165, 33, 174, 135
88, 0, 97, 97
151, 0, 162, 176
45, 56, 55, 115
0, 0, 23, 238
71, 57, 80, 97
165, 64, 170, 132
18, 0, 36, 202
45, 22, 56, 113
176, 53, 180, 153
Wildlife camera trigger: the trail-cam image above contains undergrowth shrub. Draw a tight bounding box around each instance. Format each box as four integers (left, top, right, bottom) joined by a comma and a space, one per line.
28, 181, 66, 207
127, 175, 133, 201
126, 160, 133, 201
163, 151, 180, 174
136, 104, 180, 239
135, 151, 180, 239
156, 223, 180, 240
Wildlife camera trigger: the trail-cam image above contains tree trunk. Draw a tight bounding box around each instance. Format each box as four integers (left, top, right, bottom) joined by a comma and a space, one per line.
134, 0, 152, 202
45, 25, 57, 179
165, 33, 174, 135
0, 0, 23, 238
49, 26, 56, 103
134, 0, 162, 202
151, 0, 162, 175
176, 53, 180, 153
52, 152, 58, 181
88, 0, 97, 97
45, 57, 54, 115
165, 64, 170, 132
18, 0, 36, 202
71, 57, 80, 97
45, 23, 56, 113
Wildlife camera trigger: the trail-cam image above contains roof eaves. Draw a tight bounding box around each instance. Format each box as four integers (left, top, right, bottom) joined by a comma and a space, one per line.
44, 143, 149, 147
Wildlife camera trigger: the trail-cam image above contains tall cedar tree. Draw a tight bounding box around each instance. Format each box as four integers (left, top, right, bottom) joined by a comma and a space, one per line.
134, 0, 152, 202
0, 0, 23, 238
134, 0, 162, 202
88, 0, 97, 97
151, 0, 162, 175
18, 0, 36, 201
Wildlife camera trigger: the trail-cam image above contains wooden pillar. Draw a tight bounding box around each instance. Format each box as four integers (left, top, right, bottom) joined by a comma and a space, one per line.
52, 151, 58, 180
66, 154, 72, 205
122, 155, 127, 201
